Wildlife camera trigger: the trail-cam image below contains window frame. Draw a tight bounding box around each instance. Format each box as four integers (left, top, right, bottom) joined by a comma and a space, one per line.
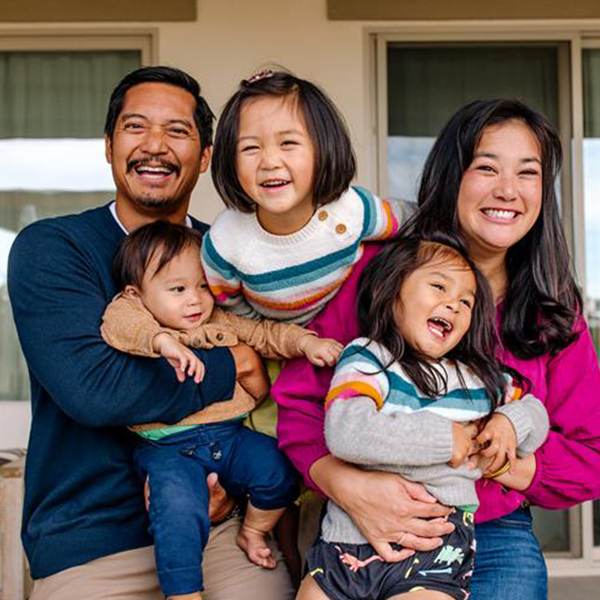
0, 30, 153, 450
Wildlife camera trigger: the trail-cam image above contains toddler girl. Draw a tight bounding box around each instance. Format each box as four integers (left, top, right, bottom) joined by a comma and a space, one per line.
100, 220, 342, 600
203, 70, 406, 325
298, 233, 549, 600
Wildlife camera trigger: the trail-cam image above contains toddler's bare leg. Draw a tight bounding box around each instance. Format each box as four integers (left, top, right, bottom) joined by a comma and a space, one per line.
167, 593, 202, 600
237, 503, 286, 569
389, 590, 454, 600
295, 576, 330, 600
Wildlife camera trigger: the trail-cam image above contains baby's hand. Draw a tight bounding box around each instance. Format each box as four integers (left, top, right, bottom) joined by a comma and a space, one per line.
475, 413, 517, 475
153, 332, 205, 383
298, 335, 344, 367
449, 422, 479, 467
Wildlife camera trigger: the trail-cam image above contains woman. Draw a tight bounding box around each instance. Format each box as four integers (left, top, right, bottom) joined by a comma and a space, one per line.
272, 98, 600, 599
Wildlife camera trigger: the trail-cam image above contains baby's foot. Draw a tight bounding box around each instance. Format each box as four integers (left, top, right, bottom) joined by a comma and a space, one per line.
237, 523, 276, 569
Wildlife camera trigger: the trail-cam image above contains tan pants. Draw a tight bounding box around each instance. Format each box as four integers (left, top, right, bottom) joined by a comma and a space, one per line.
29, 517, 294, 600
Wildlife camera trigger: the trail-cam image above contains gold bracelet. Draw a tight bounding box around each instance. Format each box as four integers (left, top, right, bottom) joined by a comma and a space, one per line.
483, 460, 511, 479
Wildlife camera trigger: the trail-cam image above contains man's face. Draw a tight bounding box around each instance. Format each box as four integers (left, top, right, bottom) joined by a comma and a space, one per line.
105, 82, 210, 213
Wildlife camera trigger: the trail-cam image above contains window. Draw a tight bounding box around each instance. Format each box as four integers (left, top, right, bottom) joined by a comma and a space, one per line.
0, 35, 149, 404
373, 25, 600, 572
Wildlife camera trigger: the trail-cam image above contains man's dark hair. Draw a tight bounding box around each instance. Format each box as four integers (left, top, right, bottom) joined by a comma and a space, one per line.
211, 70, 356, 212
104, 66, 215, 151
404, 98, 581, 359
113, 220, 203, 291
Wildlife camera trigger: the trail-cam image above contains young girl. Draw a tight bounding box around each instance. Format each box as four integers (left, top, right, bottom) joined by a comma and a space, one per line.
202, 70, 406, 325
298, 233, 549, 600
100, 220, 342, 600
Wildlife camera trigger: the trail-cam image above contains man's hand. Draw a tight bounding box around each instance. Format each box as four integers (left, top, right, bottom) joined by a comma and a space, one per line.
230, 343, 269, 402
207, 472, 236, 523
152, 332, 205, 383
298, 335, 344, 367
310, 456, 454, 562
145, 472, 236, 524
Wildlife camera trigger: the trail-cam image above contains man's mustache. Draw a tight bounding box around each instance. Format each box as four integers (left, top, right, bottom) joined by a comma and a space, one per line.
127, 157, 180, 175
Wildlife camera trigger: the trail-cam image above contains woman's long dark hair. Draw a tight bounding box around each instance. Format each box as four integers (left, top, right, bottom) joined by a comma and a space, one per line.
405, 98, 582, 359
357, 231, 509, 410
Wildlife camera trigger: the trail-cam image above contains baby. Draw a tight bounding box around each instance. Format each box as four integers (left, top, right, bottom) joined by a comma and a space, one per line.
101, 219, 342, 600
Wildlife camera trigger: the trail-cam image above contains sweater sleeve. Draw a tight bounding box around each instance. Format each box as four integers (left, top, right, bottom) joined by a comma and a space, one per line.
522, 320, 600, 508
201, 224, 261, 320
272, 243, 383, 492
324, 342, 453, 467
354, 187, 401, 242
7, 222, 235, 428
100, 294, 190, 357
224, 311, 315, 359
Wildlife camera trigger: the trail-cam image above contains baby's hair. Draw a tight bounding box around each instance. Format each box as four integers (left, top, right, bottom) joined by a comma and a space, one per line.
113, 220, 203, 291
357, 231, 508, 411
211, 69, 356, 212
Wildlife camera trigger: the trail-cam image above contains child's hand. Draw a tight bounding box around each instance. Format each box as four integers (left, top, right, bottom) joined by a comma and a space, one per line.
448, 422, 479, 467
475, 413, 517, 475
298, 335, 344, 367
153, 332, 205, 383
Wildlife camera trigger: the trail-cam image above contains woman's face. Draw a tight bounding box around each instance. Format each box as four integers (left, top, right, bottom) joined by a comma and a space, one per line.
456, 119, 543, 260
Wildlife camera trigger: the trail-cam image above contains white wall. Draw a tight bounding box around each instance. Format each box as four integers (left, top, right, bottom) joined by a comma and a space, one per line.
0, 403, 30, 450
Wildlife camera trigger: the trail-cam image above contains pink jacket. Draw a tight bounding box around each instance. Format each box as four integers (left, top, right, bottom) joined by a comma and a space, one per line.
272, 243, 600, 523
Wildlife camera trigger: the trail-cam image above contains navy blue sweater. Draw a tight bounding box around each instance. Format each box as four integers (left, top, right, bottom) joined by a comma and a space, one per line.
7, 204, 236, 579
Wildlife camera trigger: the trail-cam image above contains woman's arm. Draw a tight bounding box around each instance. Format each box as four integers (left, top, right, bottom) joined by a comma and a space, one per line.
493, 455, 537, 491
522, 321, 600, 508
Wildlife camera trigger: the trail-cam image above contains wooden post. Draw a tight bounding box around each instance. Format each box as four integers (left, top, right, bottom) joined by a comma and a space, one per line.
0, 457, 26, 600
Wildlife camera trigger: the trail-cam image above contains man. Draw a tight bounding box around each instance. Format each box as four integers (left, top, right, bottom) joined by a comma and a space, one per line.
8, 66, 293, 600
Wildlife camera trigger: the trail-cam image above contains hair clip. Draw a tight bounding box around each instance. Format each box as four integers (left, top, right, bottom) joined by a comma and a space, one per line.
244, 70, 274, 85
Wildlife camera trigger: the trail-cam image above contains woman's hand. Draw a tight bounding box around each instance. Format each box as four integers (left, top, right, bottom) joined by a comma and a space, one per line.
310, 456, 454, 562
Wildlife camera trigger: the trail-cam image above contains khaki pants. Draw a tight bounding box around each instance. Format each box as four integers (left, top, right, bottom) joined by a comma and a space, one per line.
29, 517, 294, 600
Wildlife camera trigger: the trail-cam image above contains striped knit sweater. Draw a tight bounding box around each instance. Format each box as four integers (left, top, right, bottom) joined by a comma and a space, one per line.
321, 338, 549, 544
201, 187, 402, 325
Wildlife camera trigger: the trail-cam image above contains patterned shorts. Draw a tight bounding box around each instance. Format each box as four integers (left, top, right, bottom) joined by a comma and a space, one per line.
305, 508, 475, 600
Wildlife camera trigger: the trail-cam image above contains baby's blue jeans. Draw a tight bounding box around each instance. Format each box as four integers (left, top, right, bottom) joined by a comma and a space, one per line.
134, 420, 299, 597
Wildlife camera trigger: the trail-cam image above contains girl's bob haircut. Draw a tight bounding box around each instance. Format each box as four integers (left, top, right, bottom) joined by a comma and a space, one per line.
357, 230, 511, 409
211, 69, 356, 213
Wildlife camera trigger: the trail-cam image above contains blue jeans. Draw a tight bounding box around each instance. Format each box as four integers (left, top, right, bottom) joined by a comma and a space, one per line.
133, 420, 299, 597
470, 507, 547, 600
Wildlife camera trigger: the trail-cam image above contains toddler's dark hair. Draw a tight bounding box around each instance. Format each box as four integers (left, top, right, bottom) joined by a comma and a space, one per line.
113, 220, 203, 291
211, 69, 356, 212
357, 231, 513, 411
